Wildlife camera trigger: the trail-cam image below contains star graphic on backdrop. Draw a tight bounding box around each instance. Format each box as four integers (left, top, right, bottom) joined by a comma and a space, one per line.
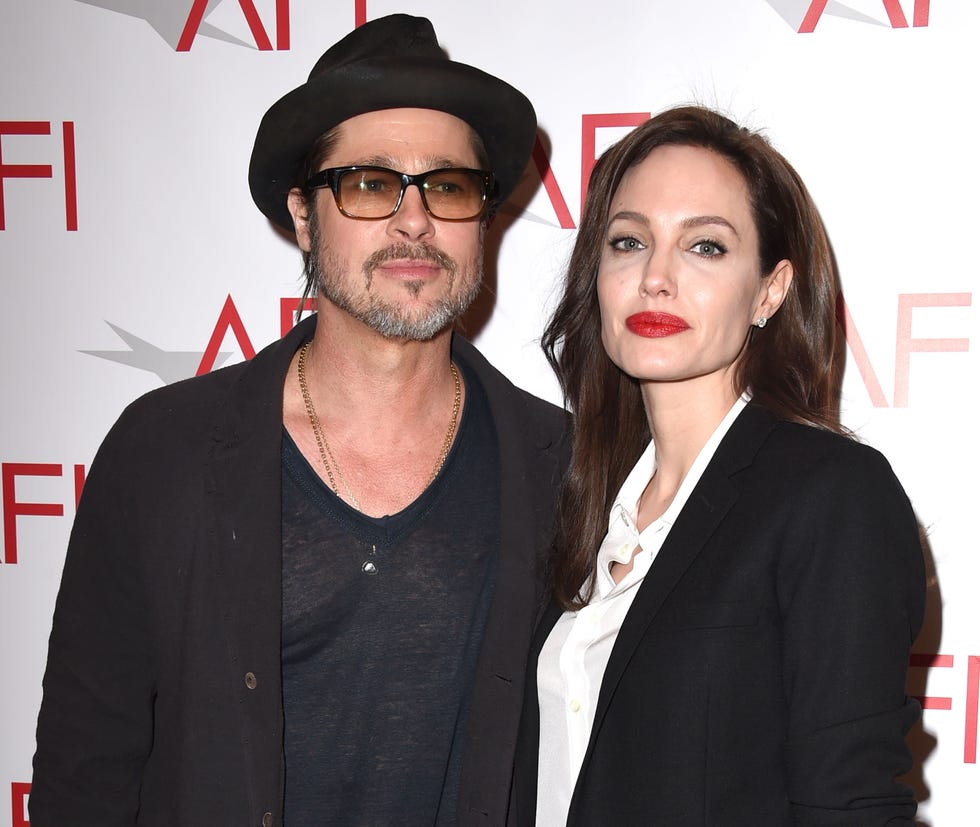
499, 202, 568, 228
765, 0, 886, 30
80, 321, 231, 385
74, 0, 255, 49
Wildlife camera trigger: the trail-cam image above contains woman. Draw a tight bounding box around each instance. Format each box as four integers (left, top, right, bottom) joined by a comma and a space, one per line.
513, 106, 925, 825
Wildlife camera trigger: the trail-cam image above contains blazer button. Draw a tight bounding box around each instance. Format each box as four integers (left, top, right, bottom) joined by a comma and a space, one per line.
244, 671, 257, 690
262, 812, 273, 827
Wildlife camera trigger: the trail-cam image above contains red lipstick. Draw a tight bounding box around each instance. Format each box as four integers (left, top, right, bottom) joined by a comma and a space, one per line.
625, 312, 690, 338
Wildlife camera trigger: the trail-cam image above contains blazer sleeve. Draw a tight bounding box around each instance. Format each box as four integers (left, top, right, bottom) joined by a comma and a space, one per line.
776, 443, 925, 825
30, 412, 156, 827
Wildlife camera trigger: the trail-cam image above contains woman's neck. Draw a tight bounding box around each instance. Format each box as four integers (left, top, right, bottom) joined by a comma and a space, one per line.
636, 377, 741, 530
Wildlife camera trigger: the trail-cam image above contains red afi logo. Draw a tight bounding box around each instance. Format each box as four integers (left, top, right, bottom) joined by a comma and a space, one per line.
767, 0, 930, 32
0, 121, 77, 231
75, 0, 374, 51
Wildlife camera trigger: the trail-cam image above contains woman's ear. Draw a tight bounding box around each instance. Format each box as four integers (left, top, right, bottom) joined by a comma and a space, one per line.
757, 259, 794, 320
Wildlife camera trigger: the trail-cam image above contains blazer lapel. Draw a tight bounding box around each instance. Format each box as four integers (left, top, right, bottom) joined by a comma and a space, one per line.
571, 404, 781, 805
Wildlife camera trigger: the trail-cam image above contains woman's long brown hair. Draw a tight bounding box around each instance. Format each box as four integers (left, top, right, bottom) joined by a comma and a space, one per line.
542, 106, 845, 610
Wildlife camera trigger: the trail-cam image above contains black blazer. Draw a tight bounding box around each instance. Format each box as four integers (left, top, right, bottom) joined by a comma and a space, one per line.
514, 404, 925, 826
31, 315, 569, 827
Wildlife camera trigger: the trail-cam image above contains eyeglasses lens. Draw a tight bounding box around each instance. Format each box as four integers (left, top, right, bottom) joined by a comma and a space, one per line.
337, 169, 485, 220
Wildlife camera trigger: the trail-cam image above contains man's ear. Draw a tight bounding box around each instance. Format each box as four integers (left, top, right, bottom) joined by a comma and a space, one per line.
287, 188, 313, 252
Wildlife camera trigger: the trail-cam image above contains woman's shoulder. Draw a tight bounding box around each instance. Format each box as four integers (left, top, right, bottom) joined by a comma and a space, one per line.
741, 405, 905, 496
754, 405, 886, 462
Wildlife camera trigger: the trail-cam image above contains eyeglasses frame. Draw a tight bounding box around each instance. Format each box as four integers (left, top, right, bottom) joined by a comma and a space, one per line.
305, 165, 496, 222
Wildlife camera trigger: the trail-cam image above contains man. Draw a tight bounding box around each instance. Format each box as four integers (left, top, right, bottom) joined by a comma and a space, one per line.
30, 15, 567, 826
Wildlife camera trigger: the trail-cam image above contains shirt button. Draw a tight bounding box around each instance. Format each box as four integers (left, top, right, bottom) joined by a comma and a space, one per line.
262, 813, 273, 827
570, 699, 581, 713
244, 672, 257, 690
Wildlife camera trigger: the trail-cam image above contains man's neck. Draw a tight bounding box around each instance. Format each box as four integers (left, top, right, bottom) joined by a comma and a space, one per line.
282, 310, 465, 517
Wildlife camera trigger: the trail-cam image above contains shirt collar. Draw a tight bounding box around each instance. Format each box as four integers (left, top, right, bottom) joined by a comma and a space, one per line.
593, 395, 750, 598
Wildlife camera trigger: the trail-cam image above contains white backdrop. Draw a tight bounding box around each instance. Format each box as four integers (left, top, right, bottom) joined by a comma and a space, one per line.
1, 1, 975, 823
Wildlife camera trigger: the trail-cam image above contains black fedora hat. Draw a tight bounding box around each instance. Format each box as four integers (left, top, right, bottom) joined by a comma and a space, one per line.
248, 14, 537, 232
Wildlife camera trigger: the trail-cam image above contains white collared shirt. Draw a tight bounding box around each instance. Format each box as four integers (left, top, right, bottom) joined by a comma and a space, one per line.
534, 396, 748, 826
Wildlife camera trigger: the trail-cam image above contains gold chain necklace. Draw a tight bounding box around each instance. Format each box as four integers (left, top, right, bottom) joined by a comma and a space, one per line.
296, 341, 461, 511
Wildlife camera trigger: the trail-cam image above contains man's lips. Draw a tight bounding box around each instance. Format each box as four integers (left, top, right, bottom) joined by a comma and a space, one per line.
625, 312, 690, 338
376, 259, 442, 279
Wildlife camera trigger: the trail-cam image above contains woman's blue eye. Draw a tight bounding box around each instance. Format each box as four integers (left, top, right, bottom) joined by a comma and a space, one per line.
692, 240, 726, 257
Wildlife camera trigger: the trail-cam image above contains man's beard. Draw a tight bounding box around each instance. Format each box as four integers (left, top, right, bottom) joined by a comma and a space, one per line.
305, 218, 483, 341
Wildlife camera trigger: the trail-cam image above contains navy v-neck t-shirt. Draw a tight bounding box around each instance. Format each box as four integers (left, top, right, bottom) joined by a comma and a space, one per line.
280, 362, 500, 825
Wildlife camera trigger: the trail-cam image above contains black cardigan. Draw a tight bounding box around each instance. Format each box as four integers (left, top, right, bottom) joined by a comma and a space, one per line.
32, 315, 569, 826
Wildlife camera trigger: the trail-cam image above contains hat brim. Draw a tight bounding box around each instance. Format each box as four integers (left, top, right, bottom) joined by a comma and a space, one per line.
248, 57, 536, 233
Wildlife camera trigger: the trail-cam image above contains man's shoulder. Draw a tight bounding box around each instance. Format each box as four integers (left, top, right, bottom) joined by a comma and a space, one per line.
111, 359, 249, 438
451, 335, 568, 436
104, 322, 301, 451
510, 382, 568, 429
